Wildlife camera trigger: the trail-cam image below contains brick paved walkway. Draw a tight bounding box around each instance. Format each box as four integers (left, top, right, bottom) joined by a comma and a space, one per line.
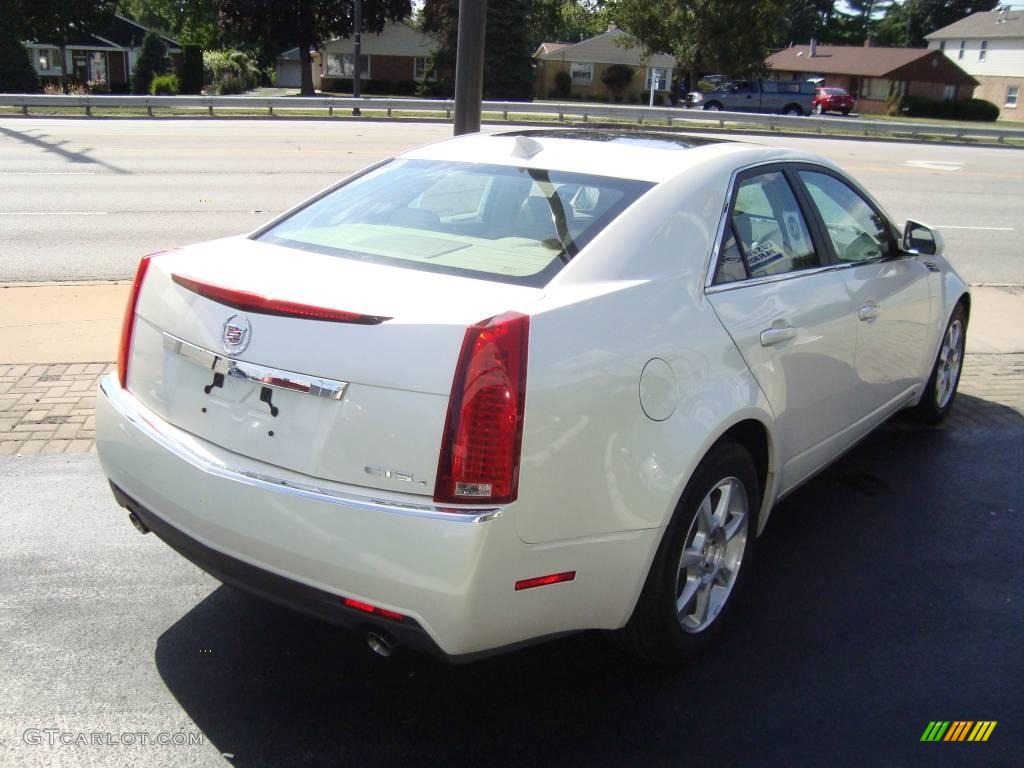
1, 355, 1022, 458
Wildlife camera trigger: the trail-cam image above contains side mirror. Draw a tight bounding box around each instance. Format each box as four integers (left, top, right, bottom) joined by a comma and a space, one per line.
902, 220, 944, 257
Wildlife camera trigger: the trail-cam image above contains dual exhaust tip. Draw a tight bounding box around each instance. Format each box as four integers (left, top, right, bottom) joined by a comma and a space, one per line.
127, 512, 400, 659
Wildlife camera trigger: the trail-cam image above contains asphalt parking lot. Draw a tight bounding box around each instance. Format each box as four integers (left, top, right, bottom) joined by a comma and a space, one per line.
1, 407, 1020, 768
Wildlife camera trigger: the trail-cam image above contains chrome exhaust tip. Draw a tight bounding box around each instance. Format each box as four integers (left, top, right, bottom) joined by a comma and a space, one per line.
128, 511, 150, 535
366, 631, 398, 658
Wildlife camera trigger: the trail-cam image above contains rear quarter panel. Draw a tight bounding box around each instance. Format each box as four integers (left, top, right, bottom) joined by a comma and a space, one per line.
514, 153, 778, 545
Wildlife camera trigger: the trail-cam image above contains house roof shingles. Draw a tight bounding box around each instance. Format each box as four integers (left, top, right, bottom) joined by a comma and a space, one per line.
926, 8, 1024, 40
766, 43, 976, 85
536, 28, 675, 69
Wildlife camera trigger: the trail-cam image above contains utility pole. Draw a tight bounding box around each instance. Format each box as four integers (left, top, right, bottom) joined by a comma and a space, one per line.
353, 0, 362, 116
453, 0, 487, 135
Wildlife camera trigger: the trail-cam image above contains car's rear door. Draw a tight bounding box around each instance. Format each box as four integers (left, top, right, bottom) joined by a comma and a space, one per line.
792, 166, 933, 432
706, 165, 859, 494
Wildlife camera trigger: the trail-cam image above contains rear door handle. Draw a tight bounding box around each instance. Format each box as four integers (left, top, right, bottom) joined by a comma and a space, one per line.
760, 325, 796, 347
858, 303, 880, 321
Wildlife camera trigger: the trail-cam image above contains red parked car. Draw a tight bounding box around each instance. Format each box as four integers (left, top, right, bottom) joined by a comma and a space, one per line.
812, 87, 856, 115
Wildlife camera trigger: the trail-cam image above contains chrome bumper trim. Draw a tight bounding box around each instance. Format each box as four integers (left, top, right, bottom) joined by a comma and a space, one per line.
100, 376, 501, 524
162, 331, 349, 401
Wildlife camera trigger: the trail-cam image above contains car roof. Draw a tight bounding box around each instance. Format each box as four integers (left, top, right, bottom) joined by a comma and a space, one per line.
398, 128, 823, 183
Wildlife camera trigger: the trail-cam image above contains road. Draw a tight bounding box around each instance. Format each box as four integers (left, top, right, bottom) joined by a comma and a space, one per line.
1, 415, 1021, 767
0, 118, 1022, 284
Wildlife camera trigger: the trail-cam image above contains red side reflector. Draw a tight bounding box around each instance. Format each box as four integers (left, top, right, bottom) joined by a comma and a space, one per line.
434, 312, 529, 505
118, 252, 160, 389
171, 274, 391, 325
342, 597, 405, 622
514, 571, 576, 591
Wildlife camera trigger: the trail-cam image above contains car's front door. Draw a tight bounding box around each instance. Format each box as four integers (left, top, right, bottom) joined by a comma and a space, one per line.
706, 166, 859, 494
794, 168, 933, 429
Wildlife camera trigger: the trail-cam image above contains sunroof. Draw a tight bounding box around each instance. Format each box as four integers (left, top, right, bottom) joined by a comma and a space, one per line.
495, 129, 728, 150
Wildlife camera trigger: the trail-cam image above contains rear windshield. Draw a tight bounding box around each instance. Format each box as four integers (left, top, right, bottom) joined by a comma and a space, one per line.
257, 159, 653, 287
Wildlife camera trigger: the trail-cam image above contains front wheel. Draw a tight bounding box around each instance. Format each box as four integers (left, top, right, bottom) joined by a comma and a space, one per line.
911, 303, 967, 423
612, 440, 760, 664
814, 103, 824, 115
841, 107, 850, 116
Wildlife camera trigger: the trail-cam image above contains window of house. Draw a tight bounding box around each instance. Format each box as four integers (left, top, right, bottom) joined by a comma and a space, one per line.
979, 40, 988, 61
645, 67, 669, 92
36, 48, 61, 73
863, 78, 890, 100
1007, 86, 1020, 108
958, 40, 965, 60
326, 53, 370, 78
570, 62, 593, 85
943, 83, 957, 101
939, 40, 946, 51
413, 56, 433, 81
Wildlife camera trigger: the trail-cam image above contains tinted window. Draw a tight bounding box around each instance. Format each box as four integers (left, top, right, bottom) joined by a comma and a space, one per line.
714, 170, 819, 284
799, 171, 893, 263
258, 160, 652, 287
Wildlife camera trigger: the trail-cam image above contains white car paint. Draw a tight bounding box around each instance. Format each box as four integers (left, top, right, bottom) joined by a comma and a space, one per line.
96, 130, 969, 659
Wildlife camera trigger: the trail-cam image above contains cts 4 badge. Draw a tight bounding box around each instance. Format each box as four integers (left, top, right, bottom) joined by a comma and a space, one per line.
222, 314, 251, 355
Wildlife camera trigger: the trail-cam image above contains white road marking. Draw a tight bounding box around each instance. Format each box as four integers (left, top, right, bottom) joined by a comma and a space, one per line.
903, 160, 963, 172
934, 225, 1014, 231
0, 211, 108, 215
2, 171, 99, 175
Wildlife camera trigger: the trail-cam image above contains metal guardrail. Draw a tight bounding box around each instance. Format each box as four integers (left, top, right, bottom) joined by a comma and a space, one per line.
1, 93, 1022, 143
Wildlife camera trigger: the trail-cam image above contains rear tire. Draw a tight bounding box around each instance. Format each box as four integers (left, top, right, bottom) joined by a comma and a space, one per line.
703, 102, 722, 112
814, 103, 824, 115
841, 107, 850, 116
612, 440, 760, 664
911, 303, 967, 424
783, 104, 803, 116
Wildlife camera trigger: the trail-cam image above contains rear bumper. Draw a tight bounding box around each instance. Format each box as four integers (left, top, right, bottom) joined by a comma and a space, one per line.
95, 375, 659, 659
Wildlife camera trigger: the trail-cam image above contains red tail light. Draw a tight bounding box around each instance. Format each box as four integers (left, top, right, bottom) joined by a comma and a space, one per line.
434, 312, 530, 505
117, 253, 157, 389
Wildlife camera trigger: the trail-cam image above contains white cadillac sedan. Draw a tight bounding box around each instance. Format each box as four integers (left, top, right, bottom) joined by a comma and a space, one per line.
97, 129, 968, 663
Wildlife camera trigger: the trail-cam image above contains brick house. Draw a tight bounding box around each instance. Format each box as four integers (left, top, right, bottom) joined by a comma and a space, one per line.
25, 15, 181, 92
276, 22, 435, 92
766, 42, 977, 114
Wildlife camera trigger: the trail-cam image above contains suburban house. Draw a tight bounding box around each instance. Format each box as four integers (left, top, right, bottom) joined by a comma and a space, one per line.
765, 42, 977, 114
25, 15, 181, 92
534, 26, 676, 102
276, 22, 435, 92
926, 6, 1023, 119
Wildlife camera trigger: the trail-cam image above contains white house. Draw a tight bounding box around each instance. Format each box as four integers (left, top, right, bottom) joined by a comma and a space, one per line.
926, 6, 1023, 119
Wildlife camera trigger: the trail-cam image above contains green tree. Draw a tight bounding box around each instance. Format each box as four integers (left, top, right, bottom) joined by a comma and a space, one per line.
215, 0, 412, 96
527, 0, 616, 49
0, 27, 40, 93
422, 0, 535, 100
615, 0, 790, 84
132, 30, 168, 94
120, 0, 222, 48
5, 0, 118, 91
874, 0, 999, 47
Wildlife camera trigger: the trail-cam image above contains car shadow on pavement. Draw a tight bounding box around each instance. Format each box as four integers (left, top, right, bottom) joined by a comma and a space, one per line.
153, 414, 1022, 768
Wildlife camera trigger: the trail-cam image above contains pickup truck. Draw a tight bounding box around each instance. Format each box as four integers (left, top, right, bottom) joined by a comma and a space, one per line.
687, 79, 815, 116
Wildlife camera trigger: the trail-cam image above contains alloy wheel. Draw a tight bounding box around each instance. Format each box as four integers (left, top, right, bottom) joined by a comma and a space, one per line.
675, 477, 749, 634
935, 319, 964, 409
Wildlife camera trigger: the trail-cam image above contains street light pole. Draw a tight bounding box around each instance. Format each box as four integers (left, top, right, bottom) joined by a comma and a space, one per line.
353, 0, 362, 116
453, 0, 487, 135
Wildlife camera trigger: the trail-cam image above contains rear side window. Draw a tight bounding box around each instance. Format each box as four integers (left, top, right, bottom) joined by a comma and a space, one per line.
258, 159, 652, 287
714, 170, 819, 284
